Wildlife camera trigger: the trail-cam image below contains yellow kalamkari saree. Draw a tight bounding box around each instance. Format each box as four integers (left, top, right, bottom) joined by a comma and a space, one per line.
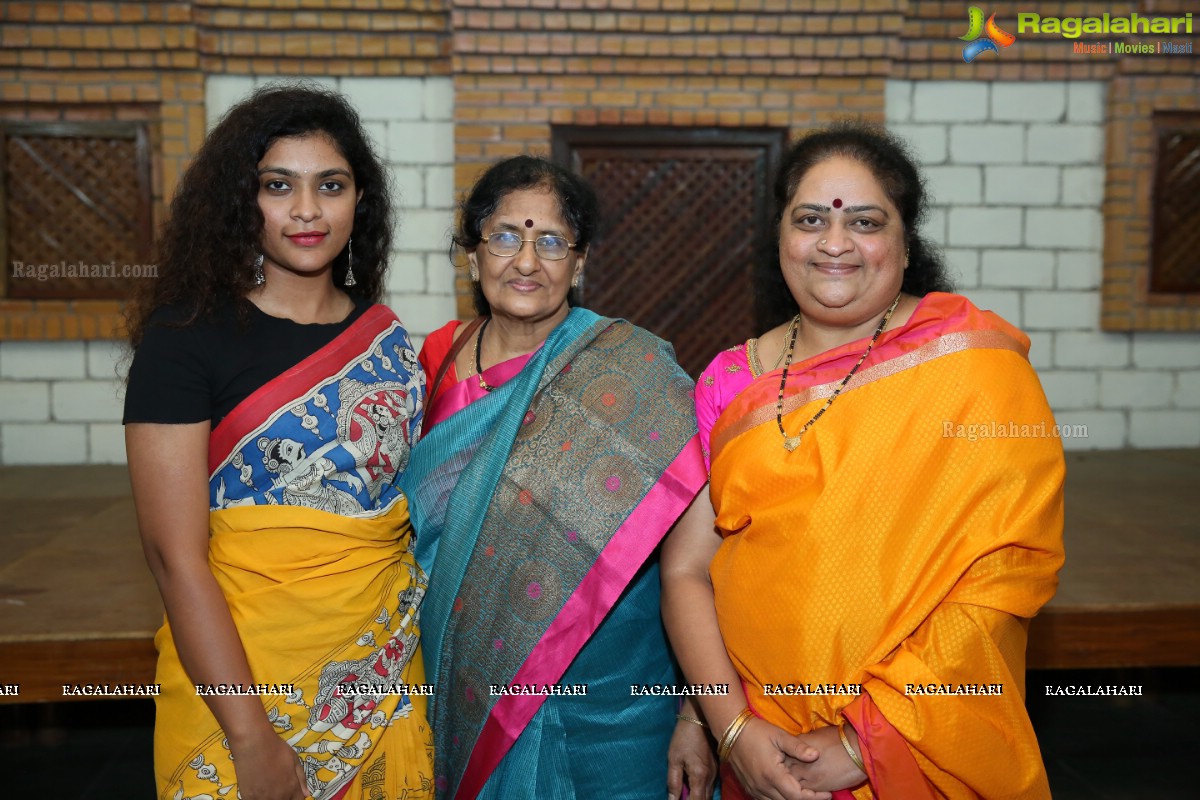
697, 293, 1064, 799
154, 306, 433, 800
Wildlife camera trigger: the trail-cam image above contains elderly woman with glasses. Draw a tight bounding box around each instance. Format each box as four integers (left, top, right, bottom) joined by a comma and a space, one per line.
400, 155, 716, 799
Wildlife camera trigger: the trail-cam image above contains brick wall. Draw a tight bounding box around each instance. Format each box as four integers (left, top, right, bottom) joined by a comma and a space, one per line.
890, 79, 1200, 450
0, 0, 1197, 462
0, 1, 454, 463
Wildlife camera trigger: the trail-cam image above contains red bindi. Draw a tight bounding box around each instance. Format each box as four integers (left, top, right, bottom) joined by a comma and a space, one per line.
524, 219, 534, 228
832, 198, 843, 208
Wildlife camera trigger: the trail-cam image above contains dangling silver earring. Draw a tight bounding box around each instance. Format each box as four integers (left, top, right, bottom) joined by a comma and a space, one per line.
343, 239, 356, 288
571, 274, 580, 289
252, 253, 265, 286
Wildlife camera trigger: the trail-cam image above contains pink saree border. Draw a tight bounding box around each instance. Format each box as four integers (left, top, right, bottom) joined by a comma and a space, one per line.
453, 435, 708, 800
425, 351, 532, 430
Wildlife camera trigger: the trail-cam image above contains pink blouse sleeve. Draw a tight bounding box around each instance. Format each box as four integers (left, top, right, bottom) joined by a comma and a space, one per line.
694, 346, 754, 472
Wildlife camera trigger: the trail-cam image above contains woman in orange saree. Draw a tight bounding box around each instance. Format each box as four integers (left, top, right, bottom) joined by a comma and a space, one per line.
662, 123, 1064, 800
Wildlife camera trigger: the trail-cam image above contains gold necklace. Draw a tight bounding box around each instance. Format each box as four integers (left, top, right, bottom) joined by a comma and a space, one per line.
776, 294, 901, 451
767, 315, 799, 372
473, 317, 495, 392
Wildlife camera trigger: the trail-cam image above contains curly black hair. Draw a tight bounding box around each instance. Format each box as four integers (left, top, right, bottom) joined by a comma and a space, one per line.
760, 120, 953, 324
126, 83, 393, 347
451, 155, 598, 316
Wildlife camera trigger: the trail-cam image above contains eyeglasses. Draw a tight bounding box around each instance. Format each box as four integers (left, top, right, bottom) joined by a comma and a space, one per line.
481, 231, 577, 261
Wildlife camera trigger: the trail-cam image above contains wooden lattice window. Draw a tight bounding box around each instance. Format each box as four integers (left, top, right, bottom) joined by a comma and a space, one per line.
1150, 112, 1200, 294
1, 121, 154, 300
552, 127, 785, 377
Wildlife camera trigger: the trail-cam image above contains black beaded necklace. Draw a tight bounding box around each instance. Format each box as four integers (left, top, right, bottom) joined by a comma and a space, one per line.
776, 294, 901, 451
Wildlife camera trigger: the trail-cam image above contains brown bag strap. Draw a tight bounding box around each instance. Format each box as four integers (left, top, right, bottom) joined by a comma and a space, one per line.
427, 316, 487, 405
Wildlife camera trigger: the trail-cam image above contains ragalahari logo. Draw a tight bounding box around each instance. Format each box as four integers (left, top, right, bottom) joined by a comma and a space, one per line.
959, 7, 1017, 62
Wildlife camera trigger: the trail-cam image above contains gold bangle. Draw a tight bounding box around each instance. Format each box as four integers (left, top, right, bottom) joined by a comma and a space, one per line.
675, 713, 707, 729
717, 708, 755, 762
838, 722, 866, 773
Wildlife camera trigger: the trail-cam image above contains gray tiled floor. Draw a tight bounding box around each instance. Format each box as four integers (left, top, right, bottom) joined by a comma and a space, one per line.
3, 667, 1196, 797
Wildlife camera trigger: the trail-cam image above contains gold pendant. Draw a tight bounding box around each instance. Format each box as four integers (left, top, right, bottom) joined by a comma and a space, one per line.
783, 434, 803, 451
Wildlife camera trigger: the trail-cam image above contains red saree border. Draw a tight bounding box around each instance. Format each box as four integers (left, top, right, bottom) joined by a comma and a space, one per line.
453, 436, 708, 800
843, 694, 939, 800
208, 304, 397, 476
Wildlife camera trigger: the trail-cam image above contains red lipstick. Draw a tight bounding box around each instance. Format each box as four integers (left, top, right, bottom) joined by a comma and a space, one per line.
287, 232, 328, 246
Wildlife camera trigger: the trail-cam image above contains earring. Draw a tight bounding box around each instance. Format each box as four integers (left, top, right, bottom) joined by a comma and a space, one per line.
469, 267, 479, 282
571, 274, 580, 289
343, 239, 357, 288
252, 253, 265, 286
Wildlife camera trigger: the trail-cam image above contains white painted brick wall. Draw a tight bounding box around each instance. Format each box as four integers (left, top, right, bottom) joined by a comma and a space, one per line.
1177, 373, 1200, 408
1055, 411, 1125, 451
985, 166, 1058, 206
89, 423, 127, 464
912, 82, 988, 122
943, 248, 980, 289
888, 79, 1199, 449
1027, 124, 1104, 164
0, 382, 51, 422
1023, 291, 1100, 331
1131, 335, 1200, 369
947, 207, 1022, 247
1054, 332, 1131, 369
887, 124, 948, 164
1, 423, 88, 464
1026, 332, 1053, 370
1056, 251, 1101, 290
50, 380, 124, 422
1129, 411, 1200, 448
0, 77, 457, 465
990, 83, 1065, 122
1040, 371, 1099, 409
1067, 83, 1105, 123
0, 341, 87, 379
1099, 371, 1174, 409
925, 166, 981, 205
1025, 208, 1103, 249
949, 125, 1025, 164
980, 250, 1054, 289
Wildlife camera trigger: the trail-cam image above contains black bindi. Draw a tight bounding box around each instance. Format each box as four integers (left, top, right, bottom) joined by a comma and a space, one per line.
524, 219, 534, 228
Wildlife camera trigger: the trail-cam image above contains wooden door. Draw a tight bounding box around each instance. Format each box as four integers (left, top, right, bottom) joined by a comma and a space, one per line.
553, 127, 785, 377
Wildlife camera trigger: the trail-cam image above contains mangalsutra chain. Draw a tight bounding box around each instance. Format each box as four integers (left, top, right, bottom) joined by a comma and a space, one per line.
776, 294, 901, 451
473, 317, 495, 392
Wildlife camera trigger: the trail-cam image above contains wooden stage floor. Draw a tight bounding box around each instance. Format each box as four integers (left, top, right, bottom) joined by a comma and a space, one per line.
1, 450, 1198, 703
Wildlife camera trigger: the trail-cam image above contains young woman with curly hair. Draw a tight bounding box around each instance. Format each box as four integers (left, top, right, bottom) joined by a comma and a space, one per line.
124, 84, 433, 800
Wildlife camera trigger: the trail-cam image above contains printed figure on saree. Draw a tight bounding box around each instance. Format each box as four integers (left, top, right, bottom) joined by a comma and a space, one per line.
211, 337, 424, 515
172, 564, 427, 800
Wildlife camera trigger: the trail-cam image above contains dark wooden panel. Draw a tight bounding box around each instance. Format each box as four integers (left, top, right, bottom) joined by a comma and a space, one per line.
553, 127, 785, 377
3, 122, 153, 301
1028, 607, 1200, 670
0, 639, 158, 705
1150, 112, 1200, 294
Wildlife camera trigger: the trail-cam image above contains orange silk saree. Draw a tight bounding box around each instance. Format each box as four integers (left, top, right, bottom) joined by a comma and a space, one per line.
707, 294, 1064, 799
